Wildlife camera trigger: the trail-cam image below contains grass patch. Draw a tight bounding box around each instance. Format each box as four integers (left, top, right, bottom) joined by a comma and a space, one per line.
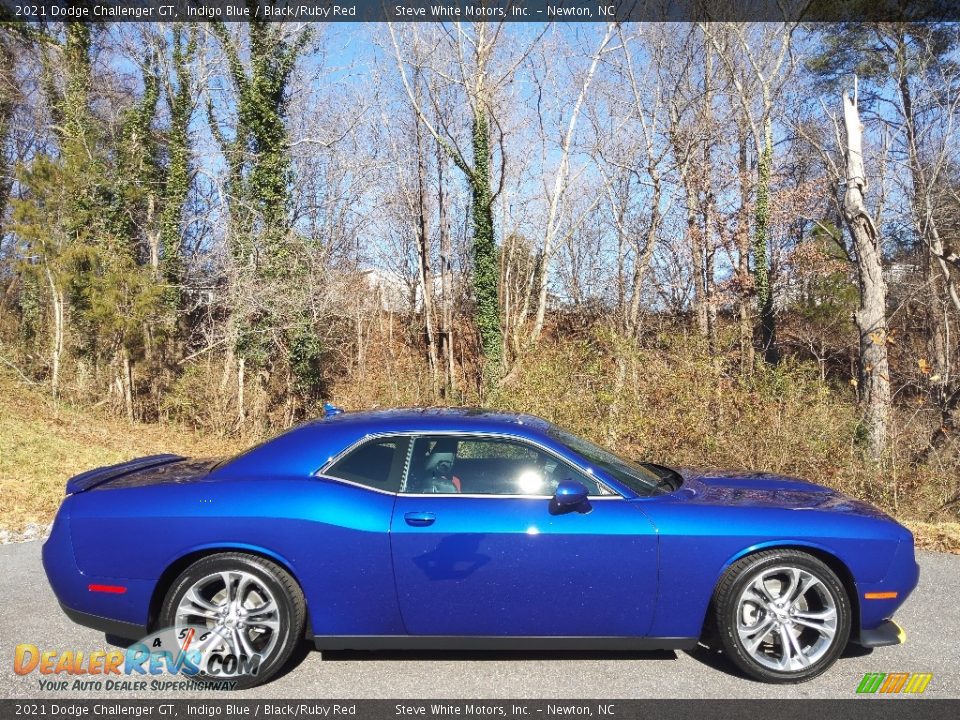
907, 522, 960, 555
0, 371, 240, 532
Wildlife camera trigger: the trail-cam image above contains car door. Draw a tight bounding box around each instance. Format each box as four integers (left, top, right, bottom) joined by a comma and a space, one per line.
389, 434, 658, 638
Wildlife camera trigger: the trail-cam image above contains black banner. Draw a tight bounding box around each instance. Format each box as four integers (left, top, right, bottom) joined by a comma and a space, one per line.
0, 700, 958, 720
2, 0, 960, 23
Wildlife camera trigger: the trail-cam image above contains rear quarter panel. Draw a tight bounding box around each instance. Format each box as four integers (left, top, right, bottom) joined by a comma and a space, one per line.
66, 475, 404, 635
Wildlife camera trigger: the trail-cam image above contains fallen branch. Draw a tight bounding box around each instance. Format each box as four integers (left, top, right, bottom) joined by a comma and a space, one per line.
177, 339, 228, 366
0, 355, 36, 386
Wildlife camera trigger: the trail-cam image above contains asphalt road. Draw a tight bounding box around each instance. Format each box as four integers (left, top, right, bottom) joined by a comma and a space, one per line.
1, 541, 957, 700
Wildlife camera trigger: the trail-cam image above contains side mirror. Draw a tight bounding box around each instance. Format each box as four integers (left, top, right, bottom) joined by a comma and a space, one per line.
553, 480, 589, 509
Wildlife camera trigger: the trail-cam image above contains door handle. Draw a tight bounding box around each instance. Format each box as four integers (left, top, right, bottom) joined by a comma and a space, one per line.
404, 512, 436, 527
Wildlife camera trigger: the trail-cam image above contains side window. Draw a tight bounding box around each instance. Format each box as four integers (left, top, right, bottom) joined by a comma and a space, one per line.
402, 436, 605, 496
325, 437, 408, 493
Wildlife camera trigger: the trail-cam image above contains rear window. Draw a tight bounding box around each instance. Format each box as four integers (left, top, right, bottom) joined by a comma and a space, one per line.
324, 437, 408, 493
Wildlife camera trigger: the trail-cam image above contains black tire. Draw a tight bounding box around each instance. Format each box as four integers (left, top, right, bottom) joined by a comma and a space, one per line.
713, 549, 851, 683
159, 552, 305, 689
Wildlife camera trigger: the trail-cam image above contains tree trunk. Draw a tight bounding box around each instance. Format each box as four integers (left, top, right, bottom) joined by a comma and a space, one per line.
913, 383, 960, 466
530, 24, 613, 343
45, 266, 63, 401
237, 357, 245, 428
121, 346, 134, 423
703, 168, 718, 358
673, 123, 712, 344
842, 88, 890, 462
683, 170, 709, 339
612, 185, 629, 334
0, 40, 16, 252
414, 101, 439, 394
754, 116, 778, 363
626, 174, 660, 338
437, 147, 456, 397
895, 52, 957, 419
470, 107, 501, 385
147, 192, 160, 277
737, 126, 755, 371
701, 46, 718, 357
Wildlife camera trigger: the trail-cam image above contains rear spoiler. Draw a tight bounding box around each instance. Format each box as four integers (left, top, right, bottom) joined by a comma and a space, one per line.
66, 454, 185, 495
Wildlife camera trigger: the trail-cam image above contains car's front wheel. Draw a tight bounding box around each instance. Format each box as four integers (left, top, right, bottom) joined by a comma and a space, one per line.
158, 552, 305, 689
713, 549, 851, 683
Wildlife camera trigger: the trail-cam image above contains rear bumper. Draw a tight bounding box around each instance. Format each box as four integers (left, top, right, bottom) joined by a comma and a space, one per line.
43, 500, 153, 634
59, 603, 147, 641
855, 619, 906, 648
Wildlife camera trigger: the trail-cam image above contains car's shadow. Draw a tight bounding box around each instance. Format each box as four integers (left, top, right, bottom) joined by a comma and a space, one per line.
317, 647, 679, 663
105, 634, 137, 648
270, 640, 314, 682
106, 634, 875, 684
683, 641, 874, 682
313, 641, 874, 685
683, 643, 749, 679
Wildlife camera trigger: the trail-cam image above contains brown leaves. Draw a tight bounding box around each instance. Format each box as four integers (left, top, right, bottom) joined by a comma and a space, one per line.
917, 358, 942, 383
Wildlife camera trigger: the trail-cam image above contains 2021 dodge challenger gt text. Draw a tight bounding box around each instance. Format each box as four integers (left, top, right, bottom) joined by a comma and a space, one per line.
43, 407, 919, 687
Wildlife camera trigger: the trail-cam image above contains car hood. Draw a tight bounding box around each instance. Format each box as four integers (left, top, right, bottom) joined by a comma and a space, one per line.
673, 467, 891, 520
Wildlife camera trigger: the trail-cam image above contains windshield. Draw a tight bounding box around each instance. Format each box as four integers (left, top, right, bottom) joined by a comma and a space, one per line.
546, 426, 666, 497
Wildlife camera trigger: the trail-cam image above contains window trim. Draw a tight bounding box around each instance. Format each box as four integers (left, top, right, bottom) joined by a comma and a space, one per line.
315, 473, 398, 496
317, 430, 620, 499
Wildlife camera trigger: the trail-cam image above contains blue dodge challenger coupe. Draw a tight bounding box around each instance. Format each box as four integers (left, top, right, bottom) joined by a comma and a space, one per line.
43, 407, 918, 687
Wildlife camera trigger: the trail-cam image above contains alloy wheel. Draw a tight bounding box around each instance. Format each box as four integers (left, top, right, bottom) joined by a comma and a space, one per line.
735, 565, 839, 672
174, 569, 282, 661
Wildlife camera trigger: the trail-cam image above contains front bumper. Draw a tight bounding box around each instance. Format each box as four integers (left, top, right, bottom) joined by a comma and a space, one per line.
855, 619, 906, 648
854, 536, 919, 641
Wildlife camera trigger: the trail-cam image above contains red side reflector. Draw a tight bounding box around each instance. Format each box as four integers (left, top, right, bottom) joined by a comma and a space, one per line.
864, 591, 898, 600
88, 584, 127, 594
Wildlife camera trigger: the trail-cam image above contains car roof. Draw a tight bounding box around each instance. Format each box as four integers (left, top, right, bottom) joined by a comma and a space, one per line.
210, 407, 561, 480
307, 407, 554, 434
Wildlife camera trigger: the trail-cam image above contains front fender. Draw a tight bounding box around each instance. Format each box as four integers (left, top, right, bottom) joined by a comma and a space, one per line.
641, 500, 908, 639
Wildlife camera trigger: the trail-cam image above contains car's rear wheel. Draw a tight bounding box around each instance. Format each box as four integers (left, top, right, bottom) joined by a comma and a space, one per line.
158, 552, 305, 689
713, 549, 851, 683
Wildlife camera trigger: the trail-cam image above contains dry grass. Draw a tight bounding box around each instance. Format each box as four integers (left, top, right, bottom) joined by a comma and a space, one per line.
0, 371, 240, 532
907, 522, 960, 555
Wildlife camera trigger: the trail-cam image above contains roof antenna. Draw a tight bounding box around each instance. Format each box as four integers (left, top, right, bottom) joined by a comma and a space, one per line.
323, 402, 344, 417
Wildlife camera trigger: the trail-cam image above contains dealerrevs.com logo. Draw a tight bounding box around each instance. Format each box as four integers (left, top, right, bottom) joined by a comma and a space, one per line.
856, 673, 933, 695
14, 625, 260, 691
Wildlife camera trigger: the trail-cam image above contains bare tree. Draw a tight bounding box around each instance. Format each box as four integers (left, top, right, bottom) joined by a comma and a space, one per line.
706, 22, 799, 363
527, 24, 615, 344
589, 25, 673, 338
388, 22, 545, 385
842, 84, 891, 462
